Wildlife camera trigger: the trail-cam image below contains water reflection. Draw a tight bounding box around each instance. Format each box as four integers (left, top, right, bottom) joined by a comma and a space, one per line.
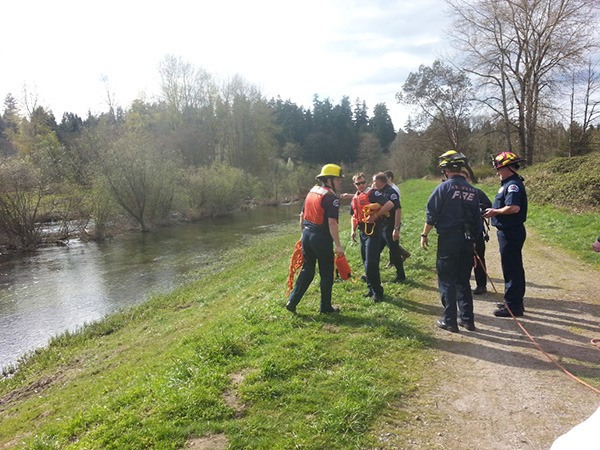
0, 205, 299, 369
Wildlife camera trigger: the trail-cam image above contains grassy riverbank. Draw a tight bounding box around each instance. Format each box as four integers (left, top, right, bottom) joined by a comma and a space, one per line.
1, 178, 598, 449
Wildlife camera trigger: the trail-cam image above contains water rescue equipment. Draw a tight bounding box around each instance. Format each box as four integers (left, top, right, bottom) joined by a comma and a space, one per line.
335, 254, 352, 280
286, 239, 303, 295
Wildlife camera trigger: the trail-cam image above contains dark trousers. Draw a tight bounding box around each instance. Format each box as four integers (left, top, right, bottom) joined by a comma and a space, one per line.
497, 225, 526, 312
436, 232, 475, 325
287, 227, 334, 312
473, 237, 487, 287
381, 226, 406, 280
360, 229, 383, 296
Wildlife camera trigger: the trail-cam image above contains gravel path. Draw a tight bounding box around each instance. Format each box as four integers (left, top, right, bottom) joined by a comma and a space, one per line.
378, 229, 600, 449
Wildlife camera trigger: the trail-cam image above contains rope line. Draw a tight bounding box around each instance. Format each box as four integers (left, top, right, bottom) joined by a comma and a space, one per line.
499, 302, 600, 395
474, 248, 600, 395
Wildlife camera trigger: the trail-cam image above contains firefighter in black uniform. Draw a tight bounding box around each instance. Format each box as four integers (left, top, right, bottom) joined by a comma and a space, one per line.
420, 151, 482, 332
483, 152, 528, 317
462, 169, 493, 294
286, 164, 345, 314
379, 177, 406, 283
352, 172, 395, 302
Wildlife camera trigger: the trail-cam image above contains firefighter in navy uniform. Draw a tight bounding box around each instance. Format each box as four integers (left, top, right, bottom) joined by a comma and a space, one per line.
420, 151, 482, 332
286, 164, 345, 314
379, 176, 406, 283
462, 169, 493, 295
352, 172, 395, 302
483, 152, 528, 317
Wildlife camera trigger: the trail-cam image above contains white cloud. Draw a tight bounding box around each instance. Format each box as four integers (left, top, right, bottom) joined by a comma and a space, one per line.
1, 0, 448, 128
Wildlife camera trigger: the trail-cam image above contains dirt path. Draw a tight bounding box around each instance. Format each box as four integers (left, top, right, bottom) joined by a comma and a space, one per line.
378, 229, 600, 449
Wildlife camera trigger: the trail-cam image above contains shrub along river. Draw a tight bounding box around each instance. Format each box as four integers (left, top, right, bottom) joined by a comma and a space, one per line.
0, 205, 299, 370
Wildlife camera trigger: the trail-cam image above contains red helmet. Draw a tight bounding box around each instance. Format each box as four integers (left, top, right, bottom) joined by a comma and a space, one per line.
492, 152, 525, 169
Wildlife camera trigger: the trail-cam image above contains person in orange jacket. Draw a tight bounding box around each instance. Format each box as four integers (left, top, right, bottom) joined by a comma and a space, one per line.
286, 164, 345, 314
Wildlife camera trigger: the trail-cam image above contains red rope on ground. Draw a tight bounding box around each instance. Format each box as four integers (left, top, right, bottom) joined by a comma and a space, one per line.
471, 244, 597, 393
501, 303, 600, 395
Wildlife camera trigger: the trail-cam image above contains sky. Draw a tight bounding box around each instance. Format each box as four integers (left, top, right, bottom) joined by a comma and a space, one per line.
2, 0, 450, 130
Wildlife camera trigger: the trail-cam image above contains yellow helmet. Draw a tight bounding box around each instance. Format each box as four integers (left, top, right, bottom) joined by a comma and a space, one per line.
438, 150, 468, 169
316, 164, 344, 180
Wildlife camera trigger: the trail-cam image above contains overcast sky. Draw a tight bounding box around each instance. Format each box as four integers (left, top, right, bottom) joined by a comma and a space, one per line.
2, 0, 450, 130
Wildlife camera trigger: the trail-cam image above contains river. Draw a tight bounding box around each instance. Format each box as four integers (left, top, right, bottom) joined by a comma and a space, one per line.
0, 205, 299, 370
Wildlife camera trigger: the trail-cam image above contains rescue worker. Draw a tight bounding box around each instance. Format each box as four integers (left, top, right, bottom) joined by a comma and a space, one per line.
421, 151, 482, 332
349, 173, 371, 267
379, 172, 406, 283
383, 170, 411, 263
462, 169, 493, 295
286, 164, 345, 314
483, 152, 528, 317
353, 172, 395, 302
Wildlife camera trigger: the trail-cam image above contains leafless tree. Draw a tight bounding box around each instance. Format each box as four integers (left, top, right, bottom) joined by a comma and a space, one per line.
0, 158, 44, 249
447, 0, 599, 164
568, 59, 600, 155
159, 55, 217, 122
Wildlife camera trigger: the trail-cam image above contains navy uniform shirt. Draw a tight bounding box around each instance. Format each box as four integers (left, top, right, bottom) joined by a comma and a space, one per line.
380, 184, 401, 228
425, 175, 482, 237
351, 187, 389, 234
491, 174, 527, 229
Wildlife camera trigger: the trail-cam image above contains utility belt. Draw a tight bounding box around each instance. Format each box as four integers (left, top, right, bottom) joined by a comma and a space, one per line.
438, 224, 473, 242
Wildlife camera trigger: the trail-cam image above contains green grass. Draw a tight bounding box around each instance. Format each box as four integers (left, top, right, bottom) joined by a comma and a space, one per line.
0, 178, 597, 449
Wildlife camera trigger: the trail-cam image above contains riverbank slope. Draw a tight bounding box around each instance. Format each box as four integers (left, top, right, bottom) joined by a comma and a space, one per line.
1, 178, 598, 449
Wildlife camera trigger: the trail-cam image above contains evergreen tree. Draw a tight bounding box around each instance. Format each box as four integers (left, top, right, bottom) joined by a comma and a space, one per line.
369, 103, 396, 152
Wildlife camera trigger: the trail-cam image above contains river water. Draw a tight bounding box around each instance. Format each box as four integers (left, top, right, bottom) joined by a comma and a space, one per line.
0, 205, 299, 370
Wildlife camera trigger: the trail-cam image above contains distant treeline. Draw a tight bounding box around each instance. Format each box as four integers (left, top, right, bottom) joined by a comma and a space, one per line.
0, 55, 598, 252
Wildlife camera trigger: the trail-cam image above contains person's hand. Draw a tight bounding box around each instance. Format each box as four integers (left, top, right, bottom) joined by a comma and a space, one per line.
420, 235, 429, 249
366, 213, 378, 224
482, 208, 496, 219
335, 244, 344, 257
351, 230, 356, 243
392, 229, 399, 241
593, 240, 600, 253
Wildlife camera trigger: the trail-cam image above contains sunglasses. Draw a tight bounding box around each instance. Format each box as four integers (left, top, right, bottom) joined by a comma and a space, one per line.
354, 180, 367, 186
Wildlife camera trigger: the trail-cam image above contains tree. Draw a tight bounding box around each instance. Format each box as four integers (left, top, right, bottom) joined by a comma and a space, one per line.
353, 99, 370, 133
1, 94, 19, 156
369, 103, 396, 152
567, 60, 600, 156
397, 59, 472, 150
158, 55, 218, 166
13, 106, 66, 183
93, 108, 179, 231
448, 0, 599, 164
355, 132, 383, 174
0, 158, 45, 250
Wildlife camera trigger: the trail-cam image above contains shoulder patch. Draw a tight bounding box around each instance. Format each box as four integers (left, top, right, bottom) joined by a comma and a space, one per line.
333, 199, 340, 208
389, 193, 398, 201
507, 184, 520, 193
374, 191, 382, 197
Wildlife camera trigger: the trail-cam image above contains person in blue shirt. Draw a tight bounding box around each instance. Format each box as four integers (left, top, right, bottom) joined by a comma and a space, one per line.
483, 152, 528, 317
378, 177, 406, 283
420, 151, 482, 332
352, 172, 395, 302
462, 169, 493, 295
